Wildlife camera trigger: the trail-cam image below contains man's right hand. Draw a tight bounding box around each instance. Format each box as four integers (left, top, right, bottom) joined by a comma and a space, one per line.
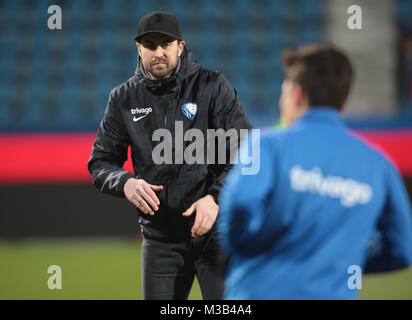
124, 178, 163, 215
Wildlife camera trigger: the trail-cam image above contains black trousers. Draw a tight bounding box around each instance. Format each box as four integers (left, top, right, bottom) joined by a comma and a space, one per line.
141, 230, 228, 300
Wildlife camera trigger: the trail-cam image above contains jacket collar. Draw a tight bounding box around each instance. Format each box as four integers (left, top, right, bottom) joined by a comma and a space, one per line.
297, 107, 345, 127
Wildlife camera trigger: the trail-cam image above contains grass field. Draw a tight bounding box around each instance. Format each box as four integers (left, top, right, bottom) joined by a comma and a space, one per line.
0, 239, 411, 300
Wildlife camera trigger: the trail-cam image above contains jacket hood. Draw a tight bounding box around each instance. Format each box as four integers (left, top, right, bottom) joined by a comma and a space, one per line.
134, 47, 200, 93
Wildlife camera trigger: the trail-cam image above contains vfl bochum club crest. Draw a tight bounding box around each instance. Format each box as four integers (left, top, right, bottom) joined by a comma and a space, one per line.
181, 103, 197, 120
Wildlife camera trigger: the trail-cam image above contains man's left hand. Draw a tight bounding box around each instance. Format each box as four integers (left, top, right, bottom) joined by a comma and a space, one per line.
182, 194, 218, 238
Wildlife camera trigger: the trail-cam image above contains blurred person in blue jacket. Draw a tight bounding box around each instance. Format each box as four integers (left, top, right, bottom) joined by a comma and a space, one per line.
218, 43, 412, 300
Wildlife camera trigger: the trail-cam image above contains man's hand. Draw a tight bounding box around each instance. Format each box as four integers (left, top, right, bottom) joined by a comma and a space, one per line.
124, 178, 163, 215
182, 194, 219, 238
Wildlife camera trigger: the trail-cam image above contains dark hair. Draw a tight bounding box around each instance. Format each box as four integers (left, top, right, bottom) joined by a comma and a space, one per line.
282, 43, 354, 111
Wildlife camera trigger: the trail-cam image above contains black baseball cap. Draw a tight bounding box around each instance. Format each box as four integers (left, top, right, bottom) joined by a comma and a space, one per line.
134, 11, 182, 42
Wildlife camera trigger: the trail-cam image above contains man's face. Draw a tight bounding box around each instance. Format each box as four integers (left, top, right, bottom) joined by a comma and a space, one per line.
137, 33, 185, 80
279, 79, 308, 126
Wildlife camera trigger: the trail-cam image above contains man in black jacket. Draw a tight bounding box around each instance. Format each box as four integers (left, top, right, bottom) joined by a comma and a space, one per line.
88, 11, 253, 299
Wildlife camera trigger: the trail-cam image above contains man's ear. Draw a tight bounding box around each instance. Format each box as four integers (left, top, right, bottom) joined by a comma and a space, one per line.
291, 82, 303, 106
137, 43, 142, 57
293, 83, 308, 109
178, 41, 185, 56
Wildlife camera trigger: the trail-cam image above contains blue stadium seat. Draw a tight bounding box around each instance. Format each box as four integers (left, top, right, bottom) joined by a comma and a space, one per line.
266, 0, 290, 20
298, 0, 324, 22
396, 0, 412, 25
15, 91, 44, 127
300, 25, 324, 44
0, 80, 12, 127
59, 88, 81, 126
0, 34, 17, 61
67, 0, 89, 22
1, 0, 19, 24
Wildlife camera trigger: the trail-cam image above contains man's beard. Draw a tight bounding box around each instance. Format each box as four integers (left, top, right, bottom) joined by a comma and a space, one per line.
145, 57, 177, 80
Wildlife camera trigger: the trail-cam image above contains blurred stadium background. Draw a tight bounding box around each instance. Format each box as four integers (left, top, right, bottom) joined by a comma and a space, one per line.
1, 0, 412, 299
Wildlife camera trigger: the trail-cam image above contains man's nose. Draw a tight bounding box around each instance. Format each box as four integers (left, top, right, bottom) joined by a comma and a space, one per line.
153, 45, 165, 57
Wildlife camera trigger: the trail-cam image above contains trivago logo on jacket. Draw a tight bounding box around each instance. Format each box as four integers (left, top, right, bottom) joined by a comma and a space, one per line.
289, 165, 373, 208
131, 107, 153, 122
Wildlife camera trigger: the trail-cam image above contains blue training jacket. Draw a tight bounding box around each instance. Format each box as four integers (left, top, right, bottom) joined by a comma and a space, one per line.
218, 107, 412, 300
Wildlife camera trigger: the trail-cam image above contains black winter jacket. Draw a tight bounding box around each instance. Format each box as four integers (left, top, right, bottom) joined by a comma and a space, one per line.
88, 47, 253, 241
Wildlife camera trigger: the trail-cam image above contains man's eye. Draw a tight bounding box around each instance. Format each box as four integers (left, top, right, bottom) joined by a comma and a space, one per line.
142, 41, 171, 50
143, 43, 156, 50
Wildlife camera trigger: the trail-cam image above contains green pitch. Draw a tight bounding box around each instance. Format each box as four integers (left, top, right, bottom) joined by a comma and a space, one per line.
0, 240, 411, 300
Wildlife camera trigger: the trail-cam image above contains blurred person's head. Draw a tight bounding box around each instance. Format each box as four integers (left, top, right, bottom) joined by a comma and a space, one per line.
279, 43, 353, 126
135, 12, 185, 80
